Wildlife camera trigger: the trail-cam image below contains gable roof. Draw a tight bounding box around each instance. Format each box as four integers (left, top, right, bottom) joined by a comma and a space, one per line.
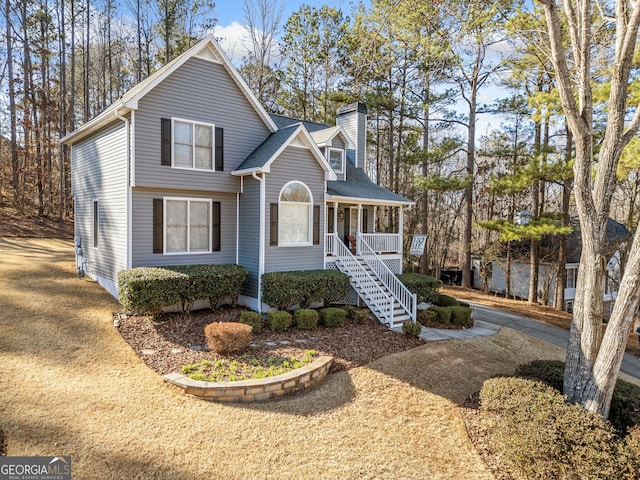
269, 114, 328, 133
232, 124, 337, 181
310, 126, 355, 150
61, 35, 277, 145
327, 160, 413, 206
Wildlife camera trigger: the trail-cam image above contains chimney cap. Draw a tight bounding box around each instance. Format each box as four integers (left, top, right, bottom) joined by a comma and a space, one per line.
337, 102, 367, 116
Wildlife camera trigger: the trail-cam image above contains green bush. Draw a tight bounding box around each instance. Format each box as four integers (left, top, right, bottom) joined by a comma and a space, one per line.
479, 376, 624, 479
447, 306, 472, 327
261, 270, 351, 310
428, 306, 451, 324
458, 300, 471, 308
267, 311, 292, 333
432, 293, 460, 307
294, 309, 318, 330
417, 308, 437, 326
320, 307, 347, 328
402, 320, 422, 337
239, 310, 262, 334
345, 306, 369, 324
117, 267, 183, 315
117, 264, 248, 316
515, 360, 640, 434
398, 274, 442, 303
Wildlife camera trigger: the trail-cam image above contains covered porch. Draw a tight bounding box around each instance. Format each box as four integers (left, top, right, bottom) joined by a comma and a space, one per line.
324, 200, 407, 274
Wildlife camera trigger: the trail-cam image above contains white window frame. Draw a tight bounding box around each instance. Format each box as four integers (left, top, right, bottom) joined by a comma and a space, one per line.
278, 181, 313, 247
566, 267, 577, 289
163, 197, 213, 255
326, 147, 344, 174
171, 117, 215, 171
92, 199, 99, 249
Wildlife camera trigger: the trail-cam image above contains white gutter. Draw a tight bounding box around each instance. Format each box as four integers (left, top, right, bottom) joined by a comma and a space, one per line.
252, 171, 265, 312
114, 109, 132, 269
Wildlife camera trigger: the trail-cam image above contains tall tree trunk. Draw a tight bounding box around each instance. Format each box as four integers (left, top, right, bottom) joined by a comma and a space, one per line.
421, 76, 430, 275
461, 84, 476, 288
6, 0, 20, 213
554, 126, 573, 310
58, 0, 68, 222
84, 0, 90, 121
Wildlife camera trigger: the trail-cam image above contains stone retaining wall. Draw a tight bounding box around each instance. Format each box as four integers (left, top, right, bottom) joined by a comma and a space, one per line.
163, 356, 334, 402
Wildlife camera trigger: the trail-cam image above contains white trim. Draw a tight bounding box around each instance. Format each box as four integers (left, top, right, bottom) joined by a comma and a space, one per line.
326, 147, 345, 174
61, 36, 278, 146
171, 117, 215, 171
236, 192, 239, 265
231, 125, 338, 181
278, 181, 314, 247
310, 125, 355, 150
252, 172, 266, 313
326, 194, 414, 207
163, 197, 213, 255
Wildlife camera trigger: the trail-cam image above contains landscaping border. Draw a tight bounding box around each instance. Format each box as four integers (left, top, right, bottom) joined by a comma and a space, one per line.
163, 356, 334, 402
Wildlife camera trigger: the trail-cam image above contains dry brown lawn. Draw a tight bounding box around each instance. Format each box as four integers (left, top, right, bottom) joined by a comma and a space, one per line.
1, 238, 623, 479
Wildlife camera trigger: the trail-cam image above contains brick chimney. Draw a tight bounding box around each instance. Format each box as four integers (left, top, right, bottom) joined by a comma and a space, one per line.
336, 102, 367, 169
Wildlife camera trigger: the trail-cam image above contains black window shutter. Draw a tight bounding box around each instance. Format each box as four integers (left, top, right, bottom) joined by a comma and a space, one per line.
161, 118, 171, 166
328, 207, 334, 234
215, 127, 224, 171
270, 203, 278, 246
362, 208, 368, 234
212, 202, 221, 252
153, 199, 163, 253
313, 205, 320, 245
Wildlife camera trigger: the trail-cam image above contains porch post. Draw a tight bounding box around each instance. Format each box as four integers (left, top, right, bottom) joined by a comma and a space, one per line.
357, 204, 362, 254
399, 206, 404, 273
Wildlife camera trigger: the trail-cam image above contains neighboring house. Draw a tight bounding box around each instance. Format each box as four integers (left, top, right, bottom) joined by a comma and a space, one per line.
472, 218, 629, 315
62, 35, 415, 327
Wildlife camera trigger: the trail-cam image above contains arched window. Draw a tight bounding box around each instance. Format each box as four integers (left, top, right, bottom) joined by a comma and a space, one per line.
279, 181, 313, 245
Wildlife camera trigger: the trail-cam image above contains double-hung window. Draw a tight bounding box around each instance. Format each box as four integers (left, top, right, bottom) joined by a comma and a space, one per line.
165, 198, 212, 253
172, 118, 214, 170
279, 181, 313, 246
327, 147, 344, 173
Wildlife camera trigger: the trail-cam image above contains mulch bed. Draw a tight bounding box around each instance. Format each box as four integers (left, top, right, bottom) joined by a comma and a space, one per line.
0, 428, 5, 456
116, 307, 425, 376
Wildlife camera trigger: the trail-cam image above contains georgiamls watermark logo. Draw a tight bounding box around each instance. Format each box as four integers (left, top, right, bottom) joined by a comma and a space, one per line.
0, 456, 71, 480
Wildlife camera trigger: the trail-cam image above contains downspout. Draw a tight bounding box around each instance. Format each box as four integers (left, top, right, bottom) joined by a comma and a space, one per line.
252, 171, 265, 312
115, 108, 132, 270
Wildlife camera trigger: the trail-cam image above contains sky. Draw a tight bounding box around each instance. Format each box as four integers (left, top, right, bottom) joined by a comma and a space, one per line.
212, 0, 360, 63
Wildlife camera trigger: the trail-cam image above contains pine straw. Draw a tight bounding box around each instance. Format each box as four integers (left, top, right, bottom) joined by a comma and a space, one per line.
2, 238, 634, 479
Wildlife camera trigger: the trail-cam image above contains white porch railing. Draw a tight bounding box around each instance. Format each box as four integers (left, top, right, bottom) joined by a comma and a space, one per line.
332, 234, 394, 326
359, 235, 416, 323
359, 233, 402, 254
325, 233, 336, 256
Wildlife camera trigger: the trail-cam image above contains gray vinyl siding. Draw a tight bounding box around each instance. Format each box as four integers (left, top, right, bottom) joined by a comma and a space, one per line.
134, 56, 271, 192
71, 121, 127, 286
336, 112, 366, 168
131, 188, 237, 267
238, 177, 261, 297
265, 146, 325, 273
330, 136, 345, 149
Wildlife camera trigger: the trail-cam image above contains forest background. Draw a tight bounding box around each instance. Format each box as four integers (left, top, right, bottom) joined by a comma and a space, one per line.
1, 0, 639, 311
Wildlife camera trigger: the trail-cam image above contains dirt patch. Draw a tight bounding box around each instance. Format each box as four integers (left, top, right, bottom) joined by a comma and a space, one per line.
0, 204, 74, 238
443, 285, 640, 357
117, 309, 425, 376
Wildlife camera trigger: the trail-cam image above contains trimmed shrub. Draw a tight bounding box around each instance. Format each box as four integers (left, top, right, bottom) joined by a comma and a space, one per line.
620, 428, 640, 479
261, 270, 350, 310
267, 311, 293, 333
428, 306, 451, 324
398, 274, 442, 303
402, 320, 422, 337
117, 264, 248, 315
432, 293, 460, 307
417, 308, 437, 326
320, 307, 347, 328
515, 360, 640, 434
345, 306, 369, 324
479, 376, 621, 479
239, 310, 262, 334
458, 300, 471, 308
447, 306, 472, 327
118, 267, 183, 315
204, 322, 252, 354
294, 309, 318, 330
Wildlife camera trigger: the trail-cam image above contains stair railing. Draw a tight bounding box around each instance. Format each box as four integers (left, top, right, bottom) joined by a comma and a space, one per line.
332, 234, 394, 326
358, 234, 417, 322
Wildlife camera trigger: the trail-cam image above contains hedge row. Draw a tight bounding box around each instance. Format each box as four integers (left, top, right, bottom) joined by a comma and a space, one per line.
418, 305, 473, 328
480, 376, 640, 479
117, 264, 248, 315
398, 273, 441, 303
261, 270, 350, 310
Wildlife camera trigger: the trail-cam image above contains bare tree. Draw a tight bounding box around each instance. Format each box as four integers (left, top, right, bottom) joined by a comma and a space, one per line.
539, 0, 640, 417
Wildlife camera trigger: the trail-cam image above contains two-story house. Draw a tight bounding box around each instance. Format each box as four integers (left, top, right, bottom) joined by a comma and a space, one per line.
62, 35, 416, 327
